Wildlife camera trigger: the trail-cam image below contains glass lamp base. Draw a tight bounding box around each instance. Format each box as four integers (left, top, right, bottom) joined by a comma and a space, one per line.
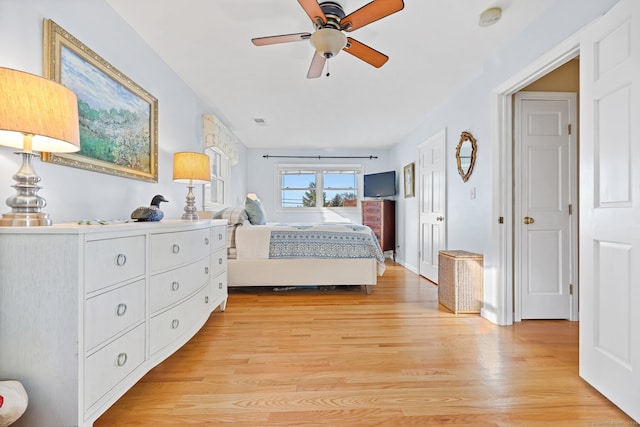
181, 184, 199, 220
0, 150, 53, 227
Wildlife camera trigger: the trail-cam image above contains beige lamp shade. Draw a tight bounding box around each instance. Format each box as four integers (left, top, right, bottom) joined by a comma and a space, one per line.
0, 67, 80, 153
173, 152, 210, 184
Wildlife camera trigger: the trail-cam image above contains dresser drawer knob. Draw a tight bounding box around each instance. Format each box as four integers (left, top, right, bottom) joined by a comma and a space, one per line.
204, 296, 209, 304
172, 244, 180, 254
218, 258, 223, 265
116, 303, 127, 317
204, 267, 209, 274
204, 237, 210, 245
115, 352, 128, 367
218, 282, 223, 290
170, 319, 180, 329
115, 254, 127, 266
171, 281, 180, 292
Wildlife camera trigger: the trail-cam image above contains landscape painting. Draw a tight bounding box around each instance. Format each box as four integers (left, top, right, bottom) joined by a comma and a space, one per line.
42, 19, 158, 182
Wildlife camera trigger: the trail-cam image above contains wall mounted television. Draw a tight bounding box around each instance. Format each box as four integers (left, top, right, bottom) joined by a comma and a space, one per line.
363, 170, 396, 198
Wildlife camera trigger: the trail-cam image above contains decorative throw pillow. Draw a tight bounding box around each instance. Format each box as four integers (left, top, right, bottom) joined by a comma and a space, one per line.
213, 206, 248, 225
245, 197, 267, 225
227, 224, 239, 249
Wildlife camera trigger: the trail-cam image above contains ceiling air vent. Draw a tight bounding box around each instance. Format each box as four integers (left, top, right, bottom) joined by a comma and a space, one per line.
253, 117, 267, 126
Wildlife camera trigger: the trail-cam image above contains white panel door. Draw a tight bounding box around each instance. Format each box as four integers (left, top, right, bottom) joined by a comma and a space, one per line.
579, 0, 640, 420
515, 93, 576, 319
418, 129, 446, 283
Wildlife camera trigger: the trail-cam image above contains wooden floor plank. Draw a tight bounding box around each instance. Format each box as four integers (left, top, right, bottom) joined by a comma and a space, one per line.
95, 261, 633, 426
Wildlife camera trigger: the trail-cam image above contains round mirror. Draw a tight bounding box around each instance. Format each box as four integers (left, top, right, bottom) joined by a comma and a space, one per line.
456, 131, 477, 182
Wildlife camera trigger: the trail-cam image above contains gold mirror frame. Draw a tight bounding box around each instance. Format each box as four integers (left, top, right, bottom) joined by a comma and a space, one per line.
456, 131, 477, 182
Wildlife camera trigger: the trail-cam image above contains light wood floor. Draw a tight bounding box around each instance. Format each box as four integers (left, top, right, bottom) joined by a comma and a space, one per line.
96, 261, 633, 426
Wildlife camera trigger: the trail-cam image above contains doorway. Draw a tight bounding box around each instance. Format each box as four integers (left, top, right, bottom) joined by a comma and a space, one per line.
488, 40, 581, 326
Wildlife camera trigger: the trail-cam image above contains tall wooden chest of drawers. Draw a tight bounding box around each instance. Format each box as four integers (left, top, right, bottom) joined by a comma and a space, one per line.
0, 219, 227, 427
361, 199, 396, 258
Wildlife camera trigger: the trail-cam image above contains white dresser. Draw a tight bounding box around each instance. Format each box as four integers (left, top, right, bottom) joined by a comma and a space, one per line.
0, 219, 227, 427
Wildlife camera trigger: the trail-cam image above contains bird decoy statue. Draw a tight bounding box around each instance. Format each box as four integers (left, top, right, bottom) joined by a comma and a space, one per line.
131, 194, 168, 222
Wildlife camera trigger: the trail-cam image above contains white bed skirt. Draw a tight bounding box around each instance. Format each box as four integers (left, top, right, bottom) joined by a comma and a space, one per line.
228, 258, 378, 287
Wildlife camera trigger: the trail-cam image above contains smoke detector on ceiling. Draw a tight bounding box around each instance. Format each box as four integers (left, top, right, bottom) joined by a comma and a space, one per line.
479, 7, 502, 27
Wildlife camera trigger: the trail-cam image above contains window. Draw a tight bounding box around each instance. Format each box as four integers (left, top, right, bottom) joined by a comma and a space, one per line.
277, 164, 362, 209
204, 147, 230, 210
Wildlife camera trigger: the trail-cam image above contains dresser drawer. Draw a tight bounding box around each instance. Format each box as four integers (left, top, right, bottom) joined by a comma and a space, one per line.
211, 225, 226, 251
210, 271, 227, 303
150, 228, 211, 273
85, 235, 146, 293
366, 221, 381, 232
210, 247, 227, 278
150, 256, 210, 314
362, 203, 381, 215
85, 279, 145, 351
84, 323, 145, 411
149, 285, 210, 355
363, 212, 381, 223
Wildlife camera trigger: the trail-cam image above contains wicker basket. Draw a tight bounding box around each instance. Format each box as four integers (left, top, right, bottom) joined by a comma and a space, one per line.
438, 250, 483, 314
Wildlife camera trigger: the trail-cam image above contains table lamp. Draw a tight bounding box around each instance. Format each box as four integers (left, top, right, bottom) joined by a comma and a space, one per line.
0, 67, 80, 226
173, 152, 210, 220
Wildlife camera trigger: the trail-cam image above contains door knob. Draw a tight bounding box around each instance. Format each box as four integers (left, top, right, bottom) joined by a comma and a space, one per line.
523, 216, 535, 224
436, 216, 444, 221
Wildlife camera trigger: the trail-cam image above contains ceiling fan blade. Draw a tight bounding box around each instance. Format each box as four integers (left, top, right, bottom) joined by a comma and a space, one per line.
341, 0, 404, 32
343, 37, 388, 68
307, 51, 326, 79
297, 0, 327, 26
252, 32, 311, 46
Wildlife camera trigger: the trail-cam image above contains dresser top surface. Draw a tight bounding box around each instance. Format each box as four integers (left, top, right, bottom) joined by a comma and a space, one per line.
0, 219, 227, 235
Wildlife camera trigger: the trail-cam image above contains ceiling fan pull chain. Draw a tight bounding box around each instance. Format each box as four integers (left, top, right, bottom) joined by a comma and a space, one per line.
326, 60, 330, 77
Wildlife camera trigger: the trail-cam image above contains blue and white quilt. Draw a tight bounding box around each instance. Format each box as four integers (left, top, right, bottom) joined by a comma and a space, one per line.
234, 223, 386, 274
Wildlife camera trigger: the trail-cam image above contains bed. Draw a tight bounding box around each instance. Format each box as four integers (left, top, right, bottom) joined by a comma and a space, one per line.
218, 205, 386, 293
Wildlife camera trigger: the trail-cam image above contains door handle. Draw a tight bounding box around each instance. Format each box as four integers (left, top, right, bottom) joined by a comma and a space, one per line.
523, 216, 535, 225
436, 216, 444, 221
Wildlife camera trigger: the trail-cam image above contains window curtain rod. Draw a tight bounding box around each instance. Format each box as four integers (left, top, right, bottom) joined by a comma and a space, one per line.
263, 155, 378, 160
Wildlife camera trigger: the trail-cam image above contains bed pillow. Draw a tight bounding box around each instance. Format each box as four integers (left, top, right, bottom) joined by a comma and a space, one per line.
245, 197, 267, 225
213, 206, 248, 225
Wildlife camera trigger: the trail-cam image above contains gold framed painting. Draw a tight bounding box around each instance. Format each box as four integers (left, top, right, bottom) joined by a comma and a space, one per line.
42, 19, 158, 182
403, 162, 415, 198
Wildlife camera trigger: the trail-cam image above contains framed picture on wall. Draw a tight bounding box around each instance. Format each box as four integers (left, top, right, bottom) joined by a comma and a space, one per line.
42, 19, 158, 182
403, 162, 415, 198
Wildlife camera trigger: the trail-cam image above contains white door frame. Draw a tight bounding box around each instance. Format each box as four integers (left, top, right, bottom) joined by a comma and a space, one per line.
488, 35, 581, 326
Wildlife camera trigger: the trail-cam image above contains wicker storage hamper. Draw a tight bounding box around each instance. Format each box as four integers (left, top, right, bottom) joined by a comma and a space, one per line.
438, 250, 483, 314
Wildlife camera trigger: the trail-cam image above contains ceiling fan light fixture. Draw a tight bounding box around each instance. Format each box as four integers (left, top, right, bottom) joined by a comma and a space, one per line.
310, 28, 347, 58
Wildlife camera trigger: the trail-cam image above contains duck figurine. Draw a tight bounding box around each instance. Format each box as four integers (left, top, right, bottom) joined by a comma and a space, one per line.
131, 194, 168, 222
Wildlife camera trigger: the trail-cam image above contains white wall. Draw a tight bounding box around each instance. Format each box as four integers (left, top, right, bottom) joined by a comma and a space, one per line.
244, 147, 393, 224
391, 0, 619, 320
0, 0, 239, 222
